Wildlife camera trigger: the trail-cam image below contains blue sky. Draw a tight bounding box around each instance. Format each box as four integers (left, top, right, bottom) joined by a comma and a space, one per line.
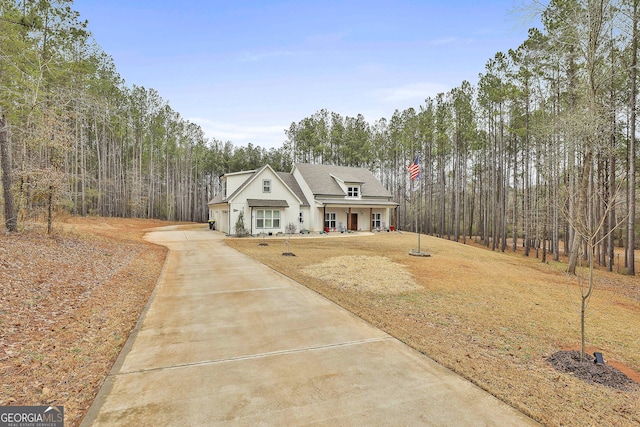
73, 1, 535, 149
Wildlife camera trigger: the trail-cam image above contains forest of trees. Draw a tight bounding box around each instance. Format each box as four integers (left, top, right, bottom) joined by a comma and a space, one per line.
0, 0, 292, 228
285, 1, 639, 275
0, 0, 638, 274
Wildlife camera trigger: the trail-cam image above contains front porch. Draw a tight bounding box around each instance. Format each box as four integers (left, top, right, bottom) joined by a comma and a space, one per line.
319, 204, 397, 233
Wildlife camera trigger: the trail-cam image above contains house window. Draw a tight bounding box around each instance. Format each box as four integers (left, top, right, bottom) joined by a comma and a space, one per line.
372, 213, 381, 229
256, 209, 280, 229
262, 179, 271, 193
347, 186, 360, 197
324, 212, 336, 229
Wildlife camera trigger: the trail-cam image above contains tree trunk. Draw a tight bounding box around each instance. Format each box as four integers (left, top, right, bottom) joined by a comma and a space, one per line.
628, 0, 638, 275
0, 114, 17, 232
47, 185, 53, 234
568, 152, 593, 274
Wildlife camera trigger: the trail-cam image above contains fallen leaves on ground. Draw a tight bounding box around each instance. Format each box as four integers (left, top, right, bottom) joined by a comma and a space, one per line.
0, 218, 174, 426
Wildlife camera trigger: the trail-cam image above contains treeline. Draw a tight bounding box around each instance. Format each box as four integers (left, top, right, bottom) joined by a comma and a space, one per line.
0, 0, 290, 228
1, 0, 637, 274
285, 0, 638, 274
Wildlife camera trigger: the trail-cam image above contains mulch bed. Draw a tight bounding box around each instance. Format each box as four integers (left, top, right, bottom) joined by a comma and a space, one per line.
547, 350, 640, 391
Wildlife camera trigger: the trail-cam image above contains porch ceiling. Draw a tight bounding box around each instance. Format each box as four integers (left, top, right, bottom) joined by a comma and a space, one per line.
318, 198, 398, 207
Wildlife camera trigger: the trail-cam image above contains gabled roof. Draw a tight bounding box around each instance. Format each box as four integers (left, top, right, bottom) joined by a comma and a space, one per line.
330, 173, 364, 184
225, 167, 264, 203
277, 172, 309, 206
207, 164, 306, 206
294, 163, 392, 198
207, 169, 258, 205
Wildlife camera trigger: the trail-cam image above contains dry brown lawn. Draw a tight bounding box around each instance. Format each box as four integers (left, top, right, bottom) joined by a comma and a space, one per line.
226, 232, 640, 427
2, 218, 638, 427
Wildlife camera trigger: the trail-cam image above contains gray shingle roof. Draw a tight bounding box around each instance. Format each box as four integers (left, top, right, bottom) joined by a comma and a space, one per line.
208, 163, 395, 206
330, 172, 363, 184
294, 163, 392, 198
247, 199, 289, 207
207, 191, 225, 205
277, 172, 309, 206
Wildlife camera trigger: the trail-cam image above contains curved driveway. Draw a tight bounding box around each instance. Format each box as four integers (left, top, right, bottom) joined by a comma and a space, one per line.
82, 225, 539, 426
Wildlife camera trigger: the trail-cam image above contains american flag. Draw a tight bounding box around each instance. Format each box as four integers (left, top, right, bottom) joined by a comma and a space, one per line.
408, 156, 420, 180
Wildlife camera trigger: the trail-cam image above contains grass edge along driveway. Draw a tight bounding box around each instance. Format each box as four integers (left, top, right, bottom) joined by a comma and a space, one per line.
225, 231, 640, 427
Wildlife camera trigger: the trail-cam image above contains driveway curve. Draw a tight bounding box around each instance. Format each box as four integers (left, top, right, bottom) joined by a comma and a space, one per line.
82, 225, 539, 426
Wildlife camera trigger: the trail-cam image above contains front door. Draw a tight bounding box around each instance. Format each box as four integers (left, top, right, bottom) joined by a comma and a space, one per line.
349, 213, 358, 231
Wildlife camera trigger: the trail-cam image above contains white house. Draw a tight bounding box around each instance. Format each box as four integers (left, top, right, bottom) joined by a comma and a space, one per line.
207, 163, 398, 235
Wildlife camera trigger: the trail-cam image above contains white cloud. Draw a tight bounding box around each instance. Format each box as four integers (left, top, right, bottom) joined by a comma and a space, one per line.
371, 82, 450, 104
190, 117, 288, 149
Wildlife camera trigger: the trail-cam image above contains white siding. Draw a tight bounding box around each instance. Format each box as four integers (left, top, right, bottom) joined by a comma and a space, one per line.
225, 171, 255, 196
228, 167, 302, 235
209, 165, 397, 235
208, 204, 229, 233
299, 206, 311, 231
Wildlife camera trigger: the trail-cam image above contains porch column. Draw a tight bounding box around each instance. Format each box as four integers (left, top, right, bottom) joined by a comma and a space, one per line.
370, 207, 373, 230
395, 206, 398, 229
323, 205, 326, 231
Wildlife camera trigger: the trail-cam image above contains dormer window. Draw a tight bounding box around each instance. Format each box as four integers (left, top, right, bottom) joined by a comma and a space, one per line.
263, 179, 271, 193
347, 186, 360, 198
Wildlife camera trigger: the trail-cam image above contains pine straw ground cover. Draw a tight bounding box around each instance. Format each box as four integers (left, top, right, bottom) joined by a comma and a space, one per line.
0, 217, 180, 426
226, 232, 640, 427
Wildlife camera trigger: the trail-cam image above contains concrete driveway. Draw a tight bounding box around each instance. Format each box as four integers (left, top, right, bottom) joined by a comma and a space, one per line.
81, 225, 539, 426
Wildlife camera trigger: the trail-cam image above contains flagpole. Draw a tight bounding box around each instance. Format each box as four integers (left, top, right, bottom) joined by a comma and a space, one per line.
408, 155, 422, 254
418, 182, 421, 253
411, 173, 414, 238
410, 171, 415, 241
417, 161, 421, 253
408, 154, 429, 258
